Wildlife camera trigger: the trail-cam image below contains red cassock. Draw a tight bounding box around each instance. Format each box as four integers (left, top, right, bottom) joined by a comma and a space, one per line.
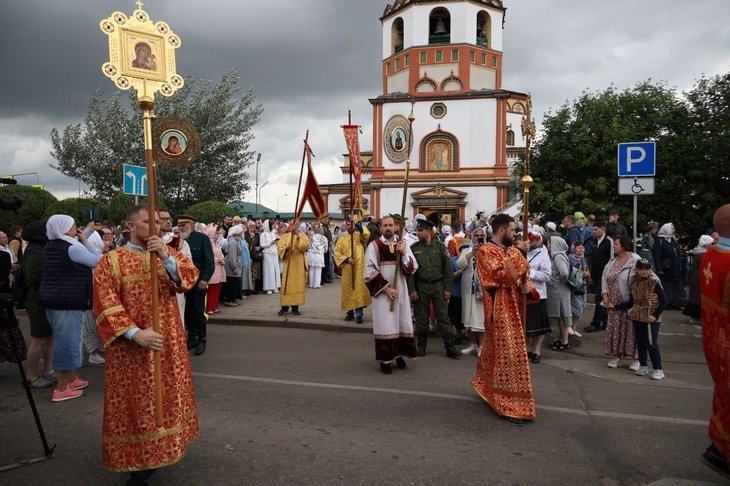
471, 242, 539, 420
94, 246, 200, 472
700, 245, 730, 459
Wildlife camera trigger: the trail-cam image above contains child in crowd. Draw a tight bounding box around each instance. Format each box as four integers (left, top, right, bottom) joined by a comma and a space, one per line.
614, 258, 668, 380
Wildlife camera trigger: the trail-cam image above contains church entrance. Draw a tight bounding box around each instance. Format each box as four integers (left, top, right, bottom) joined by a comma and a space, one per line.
410, 186, 467, 226
421, 208, 460, 227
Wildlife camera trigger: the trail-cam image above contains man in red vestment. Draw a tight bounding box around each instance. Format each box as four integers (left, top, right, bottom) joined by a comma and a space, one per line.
471, 214, 539, 426
94, 206, 200, 485
701, 204, 730, 479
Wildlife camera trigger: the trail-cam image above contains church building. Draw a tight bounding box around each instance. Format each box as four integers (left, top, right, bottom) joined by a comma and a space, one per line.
321, 0, 528, 225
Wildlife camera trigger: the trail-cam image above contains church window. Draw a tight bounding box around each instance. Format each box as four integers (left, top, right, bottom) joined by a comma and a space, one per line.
441, 75, 463, 92
436, 50, 442, 62
430, 103, 447, 119
420, 130, 459, 172
492, 55, 498, 67
396, 59, 401, 70
420, 51, 427, 63
429, 8, 451, 45
392, 17, 404, 54
506, 129, 515, 146
481, 53, 486, 65
415, 78, 437, 93
387, 62, 391, 74
470, 51, 475, 63
405, 54, 409, 67
451, 49, 459, 62
476, 11, 491, 48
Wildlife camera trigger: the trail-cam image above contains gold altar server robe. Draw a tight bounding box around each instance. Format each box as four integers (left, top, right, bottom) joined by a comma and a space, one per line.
93, 246, 200, 472
334, 227, 372, 311
278, 233, 310, 306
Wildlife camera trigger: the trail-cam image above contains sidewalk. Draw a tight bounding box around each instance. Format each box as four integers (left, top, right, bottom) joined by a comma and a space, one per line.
208, 278, 373, 333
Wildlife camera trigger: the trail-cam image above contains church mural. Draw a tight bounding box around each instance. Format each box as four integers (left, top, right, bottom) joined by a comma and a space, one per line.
420, 130, 458, 172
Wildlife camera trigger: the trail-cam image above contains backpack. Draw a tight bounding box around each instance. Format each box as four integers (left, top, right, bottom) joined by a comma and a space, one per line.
568, 266, 585, 295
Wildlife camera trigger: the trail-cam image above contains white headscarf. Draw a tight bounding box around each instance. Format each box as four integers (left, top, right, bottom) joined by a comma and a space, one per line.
229, 225, 244, 237
658, 223, 675, 240
699, 235, 714, 247
299, 222, 308, 233
441, 225, 452, 235
263, 219, 271, 233
46, 214, 84, 249
85, 231, 104, 256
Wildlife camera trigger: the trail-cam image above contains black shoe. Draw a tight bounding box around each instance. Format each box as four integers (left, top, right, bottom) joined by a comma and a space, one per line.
531, 354, 541, 364
503, 416, 525, 426
599, 323, 607, 331
527, 351, 535, 359
395, 357, 406, 369
278, 307, 289, 316
702, 443, 730, 479
583, 324, 600, 333
194, 341, 206, 356
417, 345, 426, 357
446, 347, 461, 359
187, 338, 197, 350
345, 313, 355, 321
356, 316, 364, 324
292, 308, 301, 316
380, 363, 392, 374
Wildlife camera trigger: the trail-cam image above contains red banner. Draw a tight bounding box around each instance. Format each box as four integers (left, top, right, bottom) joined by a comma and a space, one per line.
296, 142, 328, 221
342, 124, 363, 217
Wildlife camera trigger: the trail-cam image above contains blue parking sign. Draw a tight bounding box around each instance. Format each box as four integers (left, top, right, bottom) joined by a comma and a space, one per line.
618, 142, 656, 177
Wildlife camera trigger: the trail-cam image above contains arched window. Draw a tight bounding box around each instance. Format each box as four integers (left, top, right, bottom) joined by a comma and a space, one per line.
506, 129, 515, 146
441, 74, 463, 92
392, 18, 404, 54
476, 11, 491, 48
415, 77, 437, 93
420, 130, 459, 172
429, 8, 450, 45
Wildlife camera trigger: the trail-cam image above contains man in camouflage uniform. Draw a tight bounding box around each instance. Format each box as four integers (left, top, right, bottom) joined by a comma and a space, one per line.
408, 218, 460, 359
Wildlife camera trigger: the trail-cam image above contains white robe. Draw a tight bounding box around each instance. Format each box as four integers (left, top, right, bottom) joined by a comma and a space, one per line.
260, 226, 281, 291
457, 248, 485, 331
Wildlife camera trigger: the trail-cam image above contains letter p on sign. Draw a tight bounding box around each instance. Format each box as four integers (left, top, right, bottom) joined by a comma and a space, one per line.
618, 142, 656, 177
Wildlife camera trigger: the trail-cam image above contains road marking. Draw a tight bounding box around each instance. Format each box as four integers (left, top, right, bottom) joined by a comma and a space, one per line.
193, 371, 707, 427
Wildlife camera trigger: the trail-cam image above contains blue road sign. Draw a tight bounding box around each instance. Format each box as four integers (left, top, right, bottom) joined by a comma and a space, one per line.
618, 142, 656, 177
123, 164, 148, 196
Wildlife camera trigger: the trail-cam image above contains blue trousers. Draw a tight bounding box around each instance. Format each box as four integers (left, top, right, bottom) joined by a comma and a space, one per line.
632, 320, 662, 370
346, 307, 364, 318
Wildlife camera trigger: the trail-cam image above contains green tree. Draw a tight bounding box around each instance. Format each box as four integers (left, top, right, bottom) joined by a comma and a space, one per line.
185, 201, 237, 224
50, 69, 263, 214
0, 185, 58, 229
108, 191, 168, 224
43, 198, 109, 225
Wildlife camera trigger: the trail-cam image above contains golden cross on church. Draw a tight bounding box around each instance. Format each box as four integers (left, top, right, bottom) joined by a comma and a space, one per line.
135, 0, 144, 10
704, 262, 713, 286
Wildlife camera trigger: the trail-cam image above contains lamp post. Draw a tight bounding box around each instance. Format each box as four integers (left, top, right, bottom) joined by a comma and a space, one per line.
276, 193, 288, 212
257, 181, 268, 215
255, 152, 262, 214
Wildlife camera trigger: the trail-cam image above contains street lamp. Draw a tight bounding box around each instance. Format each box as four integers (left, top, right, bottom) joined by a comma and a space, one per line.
255, 153, 262, 214
257, 181, 268, 214
276, 193, 288, 212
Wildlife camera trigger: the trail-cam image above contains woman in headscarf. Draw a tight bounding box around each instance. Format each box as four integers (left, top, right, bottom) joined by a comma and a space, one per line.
223, 225, 244, 306
651, 223, 687, 308
307, 222, 327, 289
547, 236, 573, 351
260, 220, 281, 294
205, 225, 226, 315
81, 225, 112, 366
568, 240, 589, 338
525, 231, 552, 363
456, 227, 487, 356
244, 221, 260, 295
38, 214, 100, 402
683, 235, 715, 324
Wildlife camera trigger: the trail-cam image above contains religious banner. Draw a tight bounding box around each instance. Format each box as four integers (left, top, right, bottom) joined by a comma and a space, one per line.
296, 143, 328, 221
342, 124, 364, 217
153, 116, 201, 168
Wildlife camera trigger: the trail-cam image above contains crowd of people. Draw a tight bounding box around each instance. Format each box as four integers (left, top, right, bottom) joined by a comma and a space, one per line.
1, 203, 728, 483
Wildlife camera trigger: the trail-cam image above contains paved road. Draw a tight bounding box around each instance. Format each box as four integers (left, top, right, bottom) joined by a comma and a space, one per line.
0, 310, 725, 485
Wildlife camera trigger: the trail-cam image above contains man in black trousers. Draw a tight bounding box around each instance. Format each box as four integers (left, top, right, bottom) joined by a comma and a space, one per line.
584, 221, 614, 333
177, 215, 214, 355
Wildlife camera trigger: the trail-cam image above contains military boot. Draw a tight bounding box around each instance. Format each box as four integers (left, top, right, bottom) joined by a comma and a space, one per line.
416, 333, 428, 357
443, 333, 460, 359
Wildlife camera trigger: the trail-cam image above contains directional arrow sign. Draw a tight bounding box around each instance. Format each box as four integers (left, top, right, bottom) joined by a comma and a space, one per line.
123, 164, 148, 196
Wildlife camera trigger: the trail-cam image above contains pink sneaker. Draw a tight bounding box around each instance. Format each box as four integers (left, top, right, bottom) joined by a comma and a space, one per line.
69, 377, 89, 390
52, 385, 84, 402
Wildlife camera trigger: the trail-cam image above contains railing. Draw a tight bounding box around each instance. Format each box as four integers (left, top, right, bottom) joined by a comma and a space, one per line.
394, 43, 403, 53
476, 36, 488, 47
429, 34, 450, 45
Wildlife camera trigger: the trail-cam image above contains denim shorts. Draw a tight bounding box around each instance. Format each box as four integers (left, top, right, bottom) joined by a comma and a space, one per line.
45, 309, 84, 370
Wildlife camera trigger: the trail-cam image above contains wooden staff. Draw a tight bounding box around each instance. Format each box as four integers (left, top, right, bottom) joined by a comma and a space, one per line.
390, 101, 416, 311
139, 95, 163, 427
283, 130, 309, 295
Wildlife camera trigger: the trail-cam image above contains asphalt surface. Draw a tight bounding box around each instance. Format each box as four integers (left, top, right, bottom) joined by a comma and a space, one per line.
0, 305, 726, 485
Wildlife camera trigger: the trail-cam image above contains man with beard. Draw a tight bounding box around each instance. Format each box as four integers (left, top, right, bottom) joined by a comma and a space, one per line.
408, 218, 459, 359
176, 215, 214, 356
160, 210, 192, 327
471, 214, 540, 426
364, 215, 418, 374
334, 216, 371, 323
277, 221, 310, 315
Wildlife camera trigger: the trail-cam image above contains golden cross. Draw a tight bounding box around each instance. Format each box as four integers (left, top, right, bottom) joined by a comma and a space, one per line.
704, 262, 713, 286
135, 0, 144, 9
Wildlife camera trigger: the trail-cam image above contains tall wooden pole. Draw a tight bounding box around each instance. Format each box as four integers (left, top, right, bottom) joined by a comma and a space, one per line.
139, 94, 163, 428
520, 95, 535, 331
347, 111, 356, 291
390, 101, 416, 311
283, 130, 309, 295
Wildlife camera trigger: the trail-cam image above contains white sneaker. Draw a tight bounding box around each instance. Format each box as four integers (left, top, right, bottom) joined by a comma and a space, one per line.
572, 330, 583, 338
477, 346, 483, 356
88, 352, 106, 365
607, 358, 620, 368
629, 360, 640, 371
635, 366, 649, 376
266, 290, 273, 295
461, 344, 477, 355
650, 369, 665, 380
568, 328, 575, 336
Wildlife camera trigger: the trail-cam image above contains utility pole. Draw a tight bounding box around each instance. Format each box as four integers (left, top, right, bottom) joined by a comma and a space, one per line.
255, 153, 262, 214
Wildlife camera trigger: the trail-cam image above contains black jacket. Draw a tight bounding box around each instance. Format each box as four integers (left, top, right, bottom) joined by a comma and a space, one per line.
590, 235, 614, 283
606, 222, 627, 240
38, 240, 93, 310
184, 231, 214, 283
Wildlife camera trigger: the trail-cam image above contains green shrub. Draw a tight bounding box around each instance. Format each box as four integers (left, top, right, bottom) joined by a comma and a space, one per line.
0, 185, 58, 229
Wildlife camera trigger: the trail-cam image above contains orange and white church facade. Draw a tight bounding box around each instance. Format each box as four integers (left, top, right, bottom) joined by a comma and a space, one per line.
321, 0, 528, 225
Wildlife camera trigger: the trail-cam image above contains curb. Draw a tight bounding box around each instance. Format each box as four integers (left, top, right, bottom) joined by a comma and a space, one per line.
208, 316, 373, 334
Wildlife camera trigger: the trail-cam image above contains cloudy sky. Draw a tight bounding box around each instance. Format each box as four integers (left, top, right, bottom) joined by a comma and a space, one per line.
1, 0, 729, 213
